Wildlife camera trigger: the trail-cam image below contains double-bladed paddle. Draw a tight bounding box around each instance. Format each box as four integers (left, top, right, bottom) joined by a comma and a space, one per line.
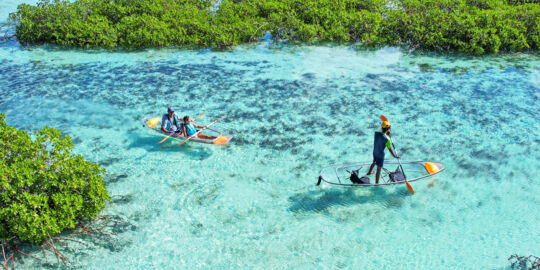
380, 115, 414, 195
158, 113, 204, 144
177, 114, 227, 146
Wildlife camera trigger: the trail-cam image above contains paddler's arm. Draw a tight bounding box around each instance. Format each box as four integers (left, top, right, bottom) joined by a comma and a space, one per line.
181, 125, 187, 136
161, 123, 175, 134
192, 123, 207, 129
389, 148, 400, 159
385, 137, 400, 158
162, 126, 178, 135
161, 115, 169, 133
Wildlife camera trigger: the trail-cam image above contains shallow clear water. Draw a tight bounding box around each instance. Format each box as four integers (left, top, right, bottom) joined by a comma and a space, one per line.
1, 2, 540, 269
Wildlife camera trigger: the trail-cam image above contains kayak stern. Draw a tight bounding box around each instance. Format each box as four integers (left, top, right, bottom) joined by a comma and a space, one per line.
213, 135, 232, 145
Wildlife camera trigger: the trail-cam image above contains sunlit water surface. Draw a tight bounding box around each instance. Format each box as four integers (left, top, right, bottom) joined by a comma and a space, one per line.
1, 2, 540, 269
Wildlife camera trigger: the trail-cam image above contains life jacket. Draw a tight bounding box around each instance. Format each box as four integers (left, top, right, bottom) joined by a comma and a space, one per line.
162, 113, 180, 131
182, 123, 197, 136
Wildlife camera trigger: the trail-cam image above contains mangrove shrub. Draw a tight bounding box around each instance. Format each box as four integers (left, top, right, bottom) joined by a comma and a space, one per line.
0, 114, 110, 244
7, 0, 540, 54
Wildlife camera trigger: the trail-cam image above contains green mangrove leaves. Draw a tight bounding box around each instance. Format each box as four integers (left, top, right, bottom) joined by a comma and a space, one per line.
0, 114, 110, 244
7, 0, 540, 53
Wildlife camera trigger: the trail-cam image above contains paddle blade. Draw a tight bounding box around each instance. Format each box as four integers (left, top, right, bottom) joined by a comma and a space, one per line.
158, 134, 171, 144
193, 113, 204, 121
177, 137, 190, 146
405, 180, 415, 195
380, 115, 388, 122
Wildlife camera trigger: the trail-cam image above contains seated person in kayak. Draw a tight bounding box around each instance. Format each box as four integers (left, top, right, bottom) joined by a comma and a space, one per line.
367, 121, 400, 184
161, 107, 182, 135
180, 115, 213, 139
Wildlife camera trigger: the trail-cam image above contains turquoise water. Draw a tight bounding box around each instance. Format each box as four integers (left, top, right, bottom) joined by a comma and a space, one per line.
2, 2, 540, 269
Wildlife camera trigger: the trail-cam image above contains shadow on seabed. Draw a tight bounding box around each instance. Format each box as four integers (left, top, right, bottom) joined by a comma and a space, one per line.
288, 183, 411, 213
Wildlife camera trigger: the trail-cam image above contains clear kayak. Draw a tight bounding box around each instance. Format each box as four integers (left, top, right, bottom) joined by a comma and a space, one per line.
317, 161, 445, 187
142, 117, 232, 145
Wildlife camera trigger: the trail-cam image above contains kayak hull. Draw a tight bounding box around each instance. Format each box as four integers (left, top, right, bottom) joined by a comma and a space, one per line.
142, 117, 232, 145
318, 161, 445, 187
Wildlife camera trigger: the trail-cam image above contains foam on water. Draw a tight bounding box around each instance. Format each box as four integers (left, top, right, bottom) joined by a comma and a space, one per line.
1, 4, 540, 269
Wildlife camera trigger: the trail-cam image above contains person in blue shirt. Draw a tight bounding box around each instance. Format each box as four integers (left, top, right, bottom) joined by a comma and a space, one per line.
180, 115, 212, 139
161, 107, 181, 135
367, 121, 400, 184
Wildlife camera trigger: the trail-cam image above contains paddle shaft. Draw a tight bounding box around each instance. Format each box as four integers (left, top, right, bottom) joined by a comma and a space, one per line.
388, 135, 406, 179
178, 115, 226, 146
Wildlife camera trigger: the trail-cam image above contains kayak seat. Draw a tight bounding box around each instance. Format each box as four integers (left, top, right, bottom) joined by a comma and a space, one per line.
350, 170, 370, 184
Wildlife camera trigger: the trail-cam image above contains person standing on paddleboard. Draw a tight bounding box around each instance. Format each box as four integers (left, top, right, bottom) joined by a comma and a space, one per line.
161, 107, 182, 135
367, 121, 400, 184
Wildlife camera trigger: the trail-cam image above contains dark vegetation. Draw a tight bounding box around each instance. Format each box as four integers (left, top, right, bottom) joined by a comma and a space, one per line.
0, 113, 110, 266
7, 0, 539, 54
508, 254, 540, 270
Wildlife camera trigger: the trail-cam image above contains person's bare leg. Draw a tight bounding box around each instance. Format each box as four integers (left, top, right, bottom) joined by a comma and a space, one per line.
196, 133, 215, 140
375, 166, 382, 184
367, 163, 375, 175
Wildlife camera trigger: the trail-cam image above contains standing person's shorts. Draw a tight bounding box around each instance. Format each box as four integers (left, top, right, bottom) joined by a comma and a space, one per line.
373, 155, 384, 167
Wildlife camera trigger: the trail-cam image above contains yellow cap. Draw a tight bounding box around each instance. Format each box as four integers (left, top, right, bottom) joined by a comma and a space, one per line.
382, 121, 391, 128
